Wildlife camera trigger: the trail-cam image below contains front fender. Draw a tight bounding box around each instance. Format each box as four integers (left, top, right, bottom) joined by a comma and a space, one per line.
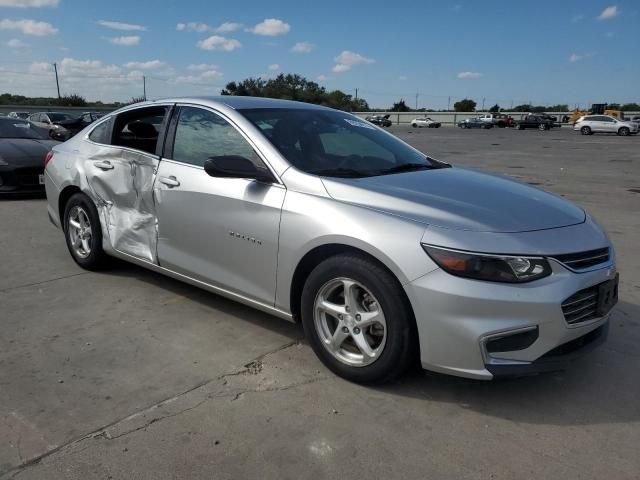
274, 190, 437, 312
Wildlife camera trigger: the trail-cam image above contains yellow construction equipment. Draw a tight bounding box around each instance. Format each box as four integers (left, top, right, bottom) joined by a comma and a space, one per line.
569, 104, 624, 124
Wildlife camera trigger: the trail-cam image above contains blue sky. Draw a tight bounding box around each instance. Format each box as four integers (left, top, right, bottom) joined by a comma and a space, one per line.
1, 0, 638, 108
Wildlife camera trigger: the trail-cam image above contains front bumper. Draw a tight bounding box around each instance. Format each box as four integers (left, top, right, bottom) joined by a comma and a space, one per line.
0, 165, 45, 196
405, 260, 616, 380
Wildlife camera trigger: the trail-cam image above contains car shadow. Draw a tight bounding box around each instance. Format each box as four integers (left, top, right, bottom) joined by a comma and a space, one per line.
103, 257, 304, 342
374, 300, 640, 426
100, 258, 639, 427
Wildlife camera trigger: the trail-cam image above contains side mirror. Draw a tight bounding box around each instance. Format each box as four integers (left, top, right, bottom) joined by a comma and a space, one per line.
203, 155, 274, 183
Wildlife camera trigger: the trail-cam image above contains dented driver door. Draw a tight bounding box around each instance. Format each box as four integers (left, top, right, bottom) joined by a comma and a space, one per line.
86, 105, 171, 263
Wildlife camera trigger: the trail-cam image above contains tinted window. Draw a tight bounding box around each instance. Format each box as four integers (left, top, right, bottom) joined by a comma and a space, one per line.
112, 106, 168, 155
241, 108, 445, 177
48, 113, 74, 122
172, 107, 261, 169
88, 117, 113, 144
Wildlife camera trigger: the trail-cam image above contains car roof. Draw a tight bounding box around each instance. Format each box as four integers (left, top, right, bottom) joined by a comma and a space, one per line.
136, 95, 333, 112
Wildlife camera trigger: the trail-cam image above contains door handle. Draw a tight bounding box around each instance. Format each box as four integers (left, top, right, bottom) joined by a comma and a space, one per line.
158, 176, 180, 187
94, 161, 114, 170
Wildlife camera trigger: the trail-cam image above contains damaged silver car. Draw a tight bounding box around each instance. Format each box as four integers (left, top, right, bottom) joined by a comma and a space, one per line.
44, 97, 617, 384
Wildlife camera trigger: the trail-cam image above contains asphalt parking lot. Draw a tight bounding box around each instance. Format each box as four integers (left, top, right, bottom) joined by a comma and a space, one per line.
1, 126, 639, 479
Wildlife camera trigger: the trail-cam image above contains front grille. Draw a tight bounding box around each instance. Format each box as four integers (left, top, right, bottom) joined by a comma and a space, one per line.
15, 167, 43, 187
562, 285, 599, 324
552, 247, 610, 270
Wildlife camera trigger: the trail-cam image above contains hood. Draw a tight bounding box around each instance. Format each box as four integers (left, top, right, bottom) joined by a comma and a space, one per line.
0, 138, 59, 166
321, 166, 585, 233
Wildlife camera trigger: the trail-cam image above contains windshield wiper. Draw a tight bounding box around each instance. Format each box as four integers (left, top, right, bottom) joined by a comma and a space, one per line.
308, 168, 372, 178
376, 163, 435, 175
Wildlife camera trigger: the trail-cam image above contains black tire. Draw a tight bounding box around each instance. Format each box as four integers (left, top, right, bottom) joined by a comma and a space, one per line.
63, 192, 108, 271
538, 123, 547, 131
497, 121, 506, 128
411, 123, 417, 128
618, 127, 630, 136
581, 126, 591, 135
517, 124, 524, 130
301, 253, 417, 384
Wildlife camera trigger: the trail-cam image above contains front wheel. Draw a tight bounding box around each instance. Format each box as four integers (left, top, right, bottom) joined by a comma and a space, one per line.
301, 254, 416, 384
618, 127, 630, 136
63, 193, 107, 270
517, 124, 524, 130
411, 123, 417, 128
581, 126, 591, 135
538, 123, 548, 131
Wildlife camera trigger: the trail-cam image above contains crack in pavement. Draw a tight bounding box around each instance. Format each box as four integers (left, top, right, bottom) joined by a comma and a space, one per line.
0, 272, 91, 293
1, 340, 311, 479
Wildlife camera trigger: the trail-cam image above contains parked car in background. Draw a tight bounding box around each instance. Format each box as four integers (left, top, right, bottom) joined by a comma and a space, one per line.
411, 117, 441, 128
44, 96, 616, 384
365, 114, 392, 127
574, 115, 638, 136
57, 112, 108, 137
0, 117, 59, 195
28, 112, 77, 140
478, 113, 510, 128
457, 118, 493, 129
8, 112, 30, 120
515, 115, 559, 131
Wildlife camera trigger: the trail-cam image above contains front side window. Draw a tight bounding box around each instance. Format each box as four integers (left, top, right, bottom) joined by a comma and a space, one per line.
240, 108, 447, 177
172, 106, 262, 169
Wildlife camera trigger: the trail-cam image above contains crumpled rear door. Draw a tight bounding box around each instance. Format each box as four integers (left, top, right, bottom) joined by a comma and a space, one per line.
87, 146, 160, 263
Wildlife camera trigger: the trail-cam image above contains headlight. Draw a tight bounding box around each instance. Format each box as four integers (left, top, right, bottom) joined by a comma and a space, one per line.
422, 245, 552, 283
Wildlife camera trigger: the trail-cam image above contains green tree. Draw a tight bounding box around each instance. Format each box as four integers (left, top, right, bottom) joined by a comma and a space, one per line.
453, 98, 476, 112
513, 104, 532, 111
547, 104, 569, 111
56, 93, 87, 107
390, 99, 410, 112
488, 104, 500, 113
621, 103, 640, 111
220, 74, 367, 112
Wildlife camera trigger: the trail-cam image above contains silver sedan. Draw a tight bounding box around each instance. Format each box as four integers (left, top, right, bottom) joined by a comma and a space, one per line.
44, 97, 617, 383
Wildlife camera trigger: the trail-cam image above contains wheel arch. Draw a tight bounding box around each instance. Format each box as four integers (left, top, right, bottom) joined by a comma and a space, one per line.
288, 243, 415, 326
58, 185, 82, 229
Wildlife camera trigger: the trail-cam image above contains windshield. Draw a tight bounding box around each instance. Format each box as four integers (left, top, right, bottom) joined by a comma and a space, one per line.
0, 119, 49, 139
48, 113, 75, 122
239, 108, 447, 177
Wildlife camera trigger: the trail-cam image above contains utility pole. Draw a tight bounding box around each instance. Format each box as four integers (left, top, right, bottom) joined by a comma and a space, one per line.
447, 96, 451, 111
415, 92, 419, 110
143, 75, 147, 101
53, 62, 61, 99
482, 97, 486, 111
355, 88, 358, 101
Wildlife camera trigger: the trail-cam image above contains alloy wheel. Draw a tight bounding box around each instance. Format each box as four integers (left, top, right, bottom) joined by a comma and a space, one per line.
313, 277, 387, 367
67, 205, 92, 258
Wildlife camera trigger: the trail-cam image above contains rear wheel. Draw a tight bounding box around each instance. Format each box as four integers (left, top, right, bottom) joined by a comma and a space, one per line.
538, 123, 548, 131
618, 127, 630, 136
63, 193, 107, 270
411, 123, 417, 128
517, 124, 524, 130
580, 126, 591, 135
301, 253, 416, 384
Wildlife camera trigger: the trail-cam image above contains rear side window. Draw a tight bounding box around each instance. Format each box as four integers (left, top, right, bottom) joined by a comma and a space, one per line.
88, 117, 113, 144
112, 106, 169, 155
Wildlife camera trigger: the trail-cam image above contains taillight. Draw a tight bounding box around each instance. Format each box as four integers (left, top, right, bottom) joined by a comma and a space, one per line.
43, 151, 54, 167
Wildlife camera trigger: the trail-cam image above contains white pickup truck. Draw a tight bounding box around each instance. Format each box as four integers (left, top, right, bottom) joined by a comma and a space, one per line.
478, 113, 509, 128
